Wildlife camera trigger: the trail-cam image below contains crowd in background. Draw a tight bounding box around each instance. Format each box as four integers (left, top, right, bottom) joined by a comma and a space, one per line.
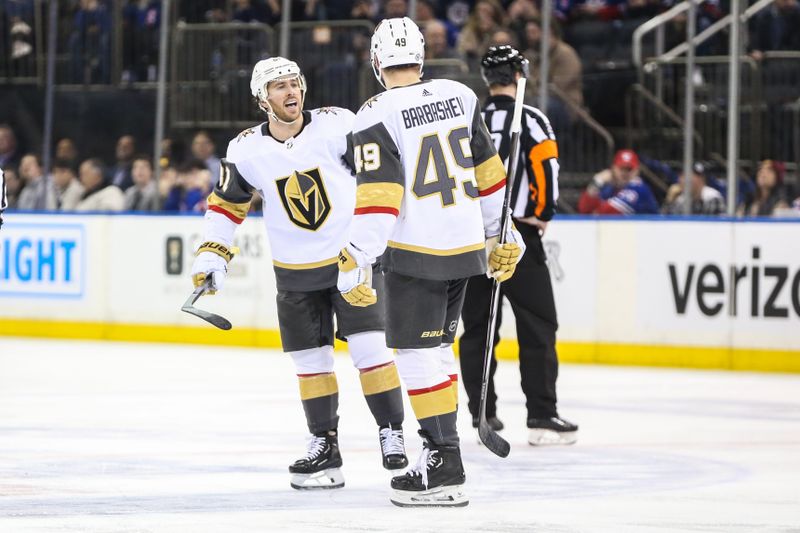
1, 119, 798, 216
577, 148, 800, 216
1, 0, 799, 216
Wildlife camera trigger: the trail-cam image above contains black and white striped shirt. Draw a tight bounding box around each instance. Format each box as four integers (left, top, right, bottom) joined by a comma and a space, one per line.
482, 95, 560, 221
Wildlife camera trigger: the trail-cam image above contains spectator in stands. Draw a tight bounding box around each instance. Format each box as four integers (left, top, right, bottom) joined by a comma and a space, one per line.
383, 0, 409, 18
560, 0, 627, 22
75, 158, 125, 211
662, 162, 726, 215
110, 135, 136, 191
578, 149, 659, 214
69, 0, 112, 84
178, 0, 226, 23
489, 28, 520, 48
157, 164, 178, 205
445, 1, 471, 30
190, 131, 220, 185
350, 0, 378, 22
749, 0, 800, 60
739, 159, 790, 216
424, 20, 462, 60
522, 17, 584, 108
55, 137, 80, 167
124, 155, 160, 211
0, 125, 21, 169
122, 0, 161, 83
508, 0, 540, 22
457, 0, 508, 64
52, 159, 85, 211
231, 0, 277, 23
1, 166, 23, 209
162, 159, 211, 213
793, 196, 800, 212
17, 153, 56, 211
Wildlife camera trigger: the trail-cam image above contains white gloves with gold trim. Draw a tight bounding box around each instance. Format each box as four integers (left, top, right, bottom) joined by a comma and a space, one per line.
191, 241, 235, 295
337, 244, 377, 307
486, 223, 526, 282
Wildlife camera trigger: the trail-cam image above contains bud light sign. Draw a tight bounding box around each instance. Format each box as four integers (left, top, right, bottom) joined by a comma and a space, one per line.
0, 223, 85, 298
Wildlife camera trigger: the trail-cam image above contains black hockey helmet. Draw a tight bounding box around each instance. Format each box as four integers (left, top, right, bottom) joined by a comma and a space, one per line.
481, 45, 530, 87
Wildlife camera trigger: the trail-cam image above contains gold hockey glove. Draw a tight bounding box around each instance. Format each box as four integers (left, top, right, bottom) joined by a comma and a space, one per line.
486, 224, 526, 282
337, 246, 377, 307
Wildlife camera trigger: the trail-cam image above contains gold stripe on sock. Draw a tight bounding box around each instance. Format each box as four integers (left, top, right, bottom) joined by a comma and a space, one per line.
298, 373, 338, 400
360, 363, 401, 396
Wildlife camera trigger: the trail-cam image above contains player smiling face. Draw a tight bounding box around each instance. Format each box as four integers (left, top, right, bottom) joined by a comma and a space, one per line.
266, 76, 304, 123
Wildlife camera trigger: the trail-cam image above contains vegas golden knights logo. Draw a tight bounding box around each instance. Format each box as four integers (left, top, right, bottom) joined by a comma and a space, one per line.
275, 168, 331, 231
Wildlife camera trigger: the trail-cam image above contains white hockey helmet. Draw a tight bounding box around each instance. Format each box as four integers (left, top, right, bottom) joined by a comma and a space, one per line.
370, 17, 425, 88
250, 56, 307, 115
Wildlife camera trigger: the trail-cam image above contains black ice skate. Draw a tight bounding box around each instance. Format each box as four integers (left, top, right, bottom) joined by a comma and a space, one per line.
390, 431, 468, 508
289, 430, 345, 490
527, 416, 579, 446
379, 424, 408, 470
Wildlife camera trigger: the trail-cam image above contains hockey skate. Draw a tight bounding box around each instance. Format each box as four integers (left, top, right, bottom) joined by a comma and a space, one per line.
390, 431, 468, 508
289, 430, 345, 490
379, 424, 408, 470
527, 416, 578, 446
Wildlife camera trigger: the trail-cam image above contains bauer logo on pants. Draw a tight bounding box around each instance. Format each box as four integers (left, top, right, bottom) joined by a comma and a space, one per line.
275, 167, 331, 231
0, 222, 85, 298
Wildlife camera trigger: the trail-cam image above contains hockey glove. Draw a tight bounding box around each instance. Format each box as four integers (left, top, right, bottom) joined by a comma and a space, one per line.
337, 245, 377, 307
487, 224, 526, 282
191, 241, 236, 295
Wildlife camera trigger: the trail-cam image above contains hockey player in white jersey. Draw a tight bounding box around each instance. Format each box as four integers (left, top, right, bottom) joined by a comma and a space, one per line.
190, 57, 408, 490
337, 18, 525, 507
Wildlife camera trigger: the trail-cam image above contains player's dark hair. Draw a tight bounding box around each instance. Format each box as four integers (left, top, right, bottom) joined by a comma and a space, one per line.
481, 45, 529, 87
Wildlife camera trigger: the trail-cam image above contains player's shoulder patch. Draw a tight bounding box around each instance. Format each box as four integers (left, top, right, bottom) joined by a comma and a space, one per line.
314, 106, 343, 116
359, 92, 385, 113
235, 127, 257, 143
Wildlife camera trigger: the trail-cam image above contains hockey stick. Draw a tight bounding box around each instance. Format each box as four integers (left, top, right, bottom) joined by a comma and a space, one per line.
477, 76, 527, 458
181, 277, 233, 330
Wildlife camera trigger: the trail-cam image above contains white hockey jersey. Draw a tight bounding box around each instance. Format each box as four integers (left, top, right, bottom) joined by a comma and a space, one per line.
206, 108, 356, 291
349, 79, 507, 280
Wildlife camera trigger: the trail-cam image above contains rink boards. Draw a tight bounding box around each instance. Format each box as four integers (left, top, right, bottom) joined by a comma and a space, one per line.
0, 213, 798, 372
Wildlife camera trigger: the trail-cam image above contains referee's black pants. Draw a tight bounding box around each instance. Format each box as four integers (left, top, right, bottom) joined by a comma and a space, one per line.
458, 222, 559, 420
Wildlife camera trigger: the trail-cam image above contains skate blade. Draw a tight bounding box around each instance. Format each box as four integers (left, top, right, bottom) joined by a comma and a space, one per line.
528, 428, 578, 446
290, 468, 345, 490
383, 457, 409, 471
390, 485, 469, 508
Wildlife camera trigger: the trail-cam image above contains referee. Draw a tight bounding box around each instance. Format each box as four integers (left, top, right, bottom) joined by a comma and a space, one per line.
459, 46, 578, 445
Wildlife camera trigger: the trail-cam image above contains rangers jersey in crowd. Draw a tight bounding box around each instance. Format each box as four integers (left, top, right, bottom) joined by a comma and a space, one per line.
597, 178, 659, 214
206, 108, 356, 291
349, 79, 507, 280
483, 95, 559, 221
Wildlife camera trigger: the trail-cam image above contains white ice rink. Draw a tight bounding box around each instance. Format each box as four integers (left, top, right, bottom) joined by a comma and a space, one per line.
0, 337, 798, 533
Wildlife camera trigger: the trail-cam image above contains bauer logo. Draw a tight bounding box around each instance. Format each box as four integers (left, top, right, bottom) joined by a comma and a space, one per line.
0, 223, 85, 298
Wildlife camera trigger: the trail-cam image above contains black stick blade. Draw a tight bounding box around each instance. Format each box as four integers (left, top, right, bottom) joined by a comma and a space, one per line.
478, 423, 510, 458
181, 305, 232, 330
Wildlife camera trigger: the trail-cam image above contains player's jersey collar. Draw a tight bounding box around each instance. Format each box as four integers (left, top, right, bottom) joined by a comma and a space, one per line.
260, 110, 313, 142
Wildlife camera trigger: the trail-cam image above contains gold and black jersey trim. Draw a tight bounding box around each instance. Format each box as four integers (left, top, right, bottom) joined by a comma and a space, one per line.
209, 159, 255, 223
355, 182, 404, 216
475, 154, 507, 196
207, 192, 252, 224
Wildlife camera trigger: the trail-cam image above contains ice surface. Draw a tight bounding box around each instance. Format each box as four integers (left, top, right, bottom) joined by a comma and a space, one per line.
0, 338, 798, 532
